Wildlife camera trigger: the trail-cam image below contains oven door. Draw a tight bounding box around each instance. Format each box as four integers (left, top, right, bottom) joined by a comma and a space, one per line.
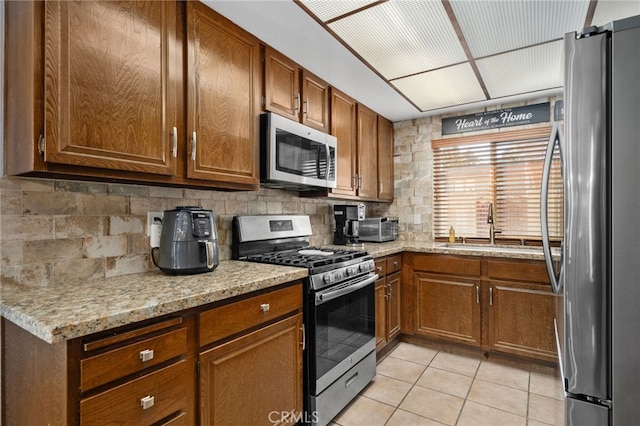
309, 273, 377, 395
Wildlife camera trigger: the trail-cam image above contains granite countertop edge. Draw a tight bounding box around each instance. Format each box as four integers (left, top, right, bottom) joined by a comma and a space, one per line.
1, 242, 554, 344
1, 260, 308, 344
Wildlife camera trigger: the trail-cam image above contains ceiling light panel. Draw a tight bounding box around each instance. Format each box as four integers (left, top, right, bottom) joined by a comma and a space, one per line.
392, 63, 486, 111
299, 0, 378, 22
591, 0, 640, 27
327, 0, 467, 80
451, 0, 590, 58
476, 41, 563, 99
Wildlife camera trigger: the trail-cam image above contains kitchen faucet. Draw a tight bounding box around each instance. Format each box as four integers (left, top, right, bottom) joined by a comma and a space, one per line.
487, 202, 501, 245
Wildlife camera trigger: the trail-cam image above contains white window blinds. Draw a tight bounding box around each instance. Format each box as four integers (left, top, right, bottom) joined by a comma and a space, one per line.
432, 127, 563, 241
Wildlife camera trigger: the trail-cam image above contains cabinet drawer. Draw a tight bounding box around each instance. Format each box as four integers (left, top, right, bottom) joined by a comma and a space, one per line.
81, 328, 187, 391
374, 259, 387, 276
386, 255, 401, 274
413, 254, 481, 276
199, 283, 302, 346
80, 360, 188, 425
487, 260, 550, 284
161, 411, 188, 425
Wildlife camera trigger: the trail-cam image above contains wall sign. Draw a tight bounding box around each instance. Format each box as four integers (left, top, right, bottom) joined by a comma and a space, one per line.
442, 102, 550, 135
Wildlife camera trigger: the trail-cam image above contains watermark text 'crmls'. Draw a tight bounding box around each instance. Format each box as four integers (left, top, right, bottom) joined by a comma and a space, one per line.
268, 410, 319, 425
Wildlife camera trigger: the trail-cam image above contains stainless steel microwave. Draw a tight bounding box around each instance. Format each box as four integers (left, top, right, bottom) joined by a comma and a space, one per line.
260, 112, 337, 190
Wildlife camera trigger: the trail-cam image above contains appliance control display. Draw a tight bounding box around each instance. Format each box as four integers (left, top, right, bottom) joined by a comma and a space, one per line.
191, 214, 212, 237
269, 220, 293, 232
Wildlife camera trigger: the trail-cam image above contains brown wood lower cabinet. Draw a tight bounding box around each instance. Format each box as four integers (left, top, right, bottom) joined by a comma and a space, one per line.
1, 281, 303, 426
198, 283, 303, 426
414, 272, 481, 347
485, 260, 558, 360
374, 255, 402, 352
404, 253, 558, 363
199, 314, 303, 425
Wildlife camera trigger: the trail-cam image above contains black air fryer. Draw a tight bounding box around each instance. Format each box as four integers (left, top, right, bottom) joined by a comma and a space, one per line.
152, 206, 219, 275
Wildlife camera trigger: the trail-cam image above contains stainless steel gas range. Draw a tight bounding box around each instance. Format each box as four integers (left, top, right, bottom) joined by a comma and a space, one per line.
232, 215, 377, 426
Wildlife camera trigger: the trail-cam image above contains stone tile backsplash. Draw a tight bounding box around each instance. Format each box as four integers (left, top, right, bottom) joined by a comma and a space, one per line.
0, 176, 397, 287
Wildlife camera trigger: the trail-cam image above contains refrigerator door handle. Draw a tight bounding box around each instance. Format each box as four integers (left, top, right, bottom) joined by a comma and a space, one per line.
541, 123, 563, 294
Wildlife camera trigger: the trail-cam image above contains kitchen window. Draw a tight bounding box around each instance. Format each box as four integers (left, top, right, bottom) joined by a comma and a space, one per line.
432, 127, 563, 241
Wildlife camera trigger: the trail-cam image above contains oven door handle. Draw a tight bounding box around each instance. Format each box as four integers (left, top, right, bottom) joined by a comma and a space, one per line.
315, 274, 378, 306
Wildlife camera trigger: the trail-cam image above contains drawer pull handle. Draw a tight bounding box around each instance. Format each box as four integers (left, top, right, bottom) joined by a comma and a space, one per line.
376, 266, 383, 272
345, 371, 359, 388
393, 261, 399, 266
260, 303, 270, 312
139, 349, 154, 362
140, 395, 155, 410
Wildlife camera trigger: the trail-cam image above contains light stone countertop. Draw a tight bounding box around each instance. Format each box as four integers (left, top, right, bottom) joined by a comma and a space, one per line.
333, 240, 553, 262
0, 260, 308, 344
1, 242, 555, 345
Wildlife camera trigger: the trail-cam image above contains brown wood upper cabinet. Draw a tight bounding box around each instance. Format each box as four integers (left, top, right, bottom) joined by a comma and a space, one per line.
263, 46, 330, 132
185, 2, 260, 187
44, 1, 179, 176
327, 93, 378, 200
377, 116, 394, 201
326, 89, 394, 202
5, 1, 260, 190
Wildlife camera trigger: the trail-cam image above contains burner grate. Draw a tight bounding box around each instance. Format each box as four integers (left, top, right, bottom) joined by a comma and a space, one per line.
246, 247, 368, 269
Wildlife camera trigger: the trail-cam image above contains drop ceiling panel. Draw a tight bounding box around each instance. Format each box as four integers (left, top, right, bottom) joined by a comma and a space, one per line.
451, 0, 590, 58
392, 63, 486, 111
299, 0, 378, 23
476, 41, 564, 99
592, 0, 640, 27
327, 1, 467, 80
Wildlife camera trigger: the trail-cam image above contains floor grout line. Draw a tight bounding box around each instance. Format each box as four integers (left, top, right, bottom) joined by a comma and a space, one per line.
334, 343, 564, 426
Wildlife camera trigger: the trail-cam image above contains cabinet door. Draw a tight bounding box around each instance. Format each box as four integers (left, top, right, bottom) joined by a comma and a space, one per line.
356, 104, 378, 199
386, 271, 402, 341
414, 272, 481, 347
301, 70, 329, 132
377, 116, 394, 201
487, 281, 557, 362
375, 277, 388, 351
44, 1, 177, 175
330, 88, 357, 196
186, 2, 260, 187
264, 47, 300, 122
199, 314, 303, 426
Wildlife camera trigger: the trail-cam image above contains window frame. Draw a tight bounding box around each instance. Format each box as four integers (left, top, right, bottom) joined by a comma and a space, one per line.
432, 126, 563, 244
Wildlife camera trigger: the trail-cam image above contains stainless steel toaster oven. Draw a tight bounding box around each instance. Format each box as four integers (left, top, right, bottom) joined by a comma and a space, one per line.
358, 217, 399, 242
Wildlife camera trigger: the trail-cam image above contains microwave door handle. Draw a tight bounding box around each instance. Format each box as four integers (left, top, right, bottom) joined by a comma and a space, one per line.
316, 146, 321, 178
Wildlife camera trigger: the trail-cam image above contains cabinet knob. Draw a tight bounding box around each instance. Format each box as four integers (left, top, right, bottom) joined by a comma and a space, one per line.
140, 395, 155, 410
260, 303, 270, 312
139, 349, 154, 362
376, 266, 383, 272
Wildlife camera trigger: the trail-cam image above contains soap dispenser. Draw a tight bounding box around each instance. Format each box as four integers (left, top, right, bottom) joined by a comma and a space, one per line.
449, 226, 456, 243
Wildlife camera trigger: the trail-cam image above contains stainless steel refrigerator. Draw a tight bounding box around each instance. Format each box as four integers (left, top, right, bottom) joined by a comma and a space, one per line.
541, 14, 640, 426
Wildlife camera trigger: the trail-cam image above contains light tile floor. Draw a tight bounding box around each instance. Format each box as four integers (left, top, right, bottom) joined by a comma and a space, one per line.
331, 342, 565, 426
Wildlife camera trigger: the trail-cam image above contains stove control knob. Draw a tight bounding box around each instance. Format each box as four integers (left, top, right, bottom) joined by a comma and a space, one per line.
358, 263, 369, 273
346, 267, 356, 276
323, 273, 334, 284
